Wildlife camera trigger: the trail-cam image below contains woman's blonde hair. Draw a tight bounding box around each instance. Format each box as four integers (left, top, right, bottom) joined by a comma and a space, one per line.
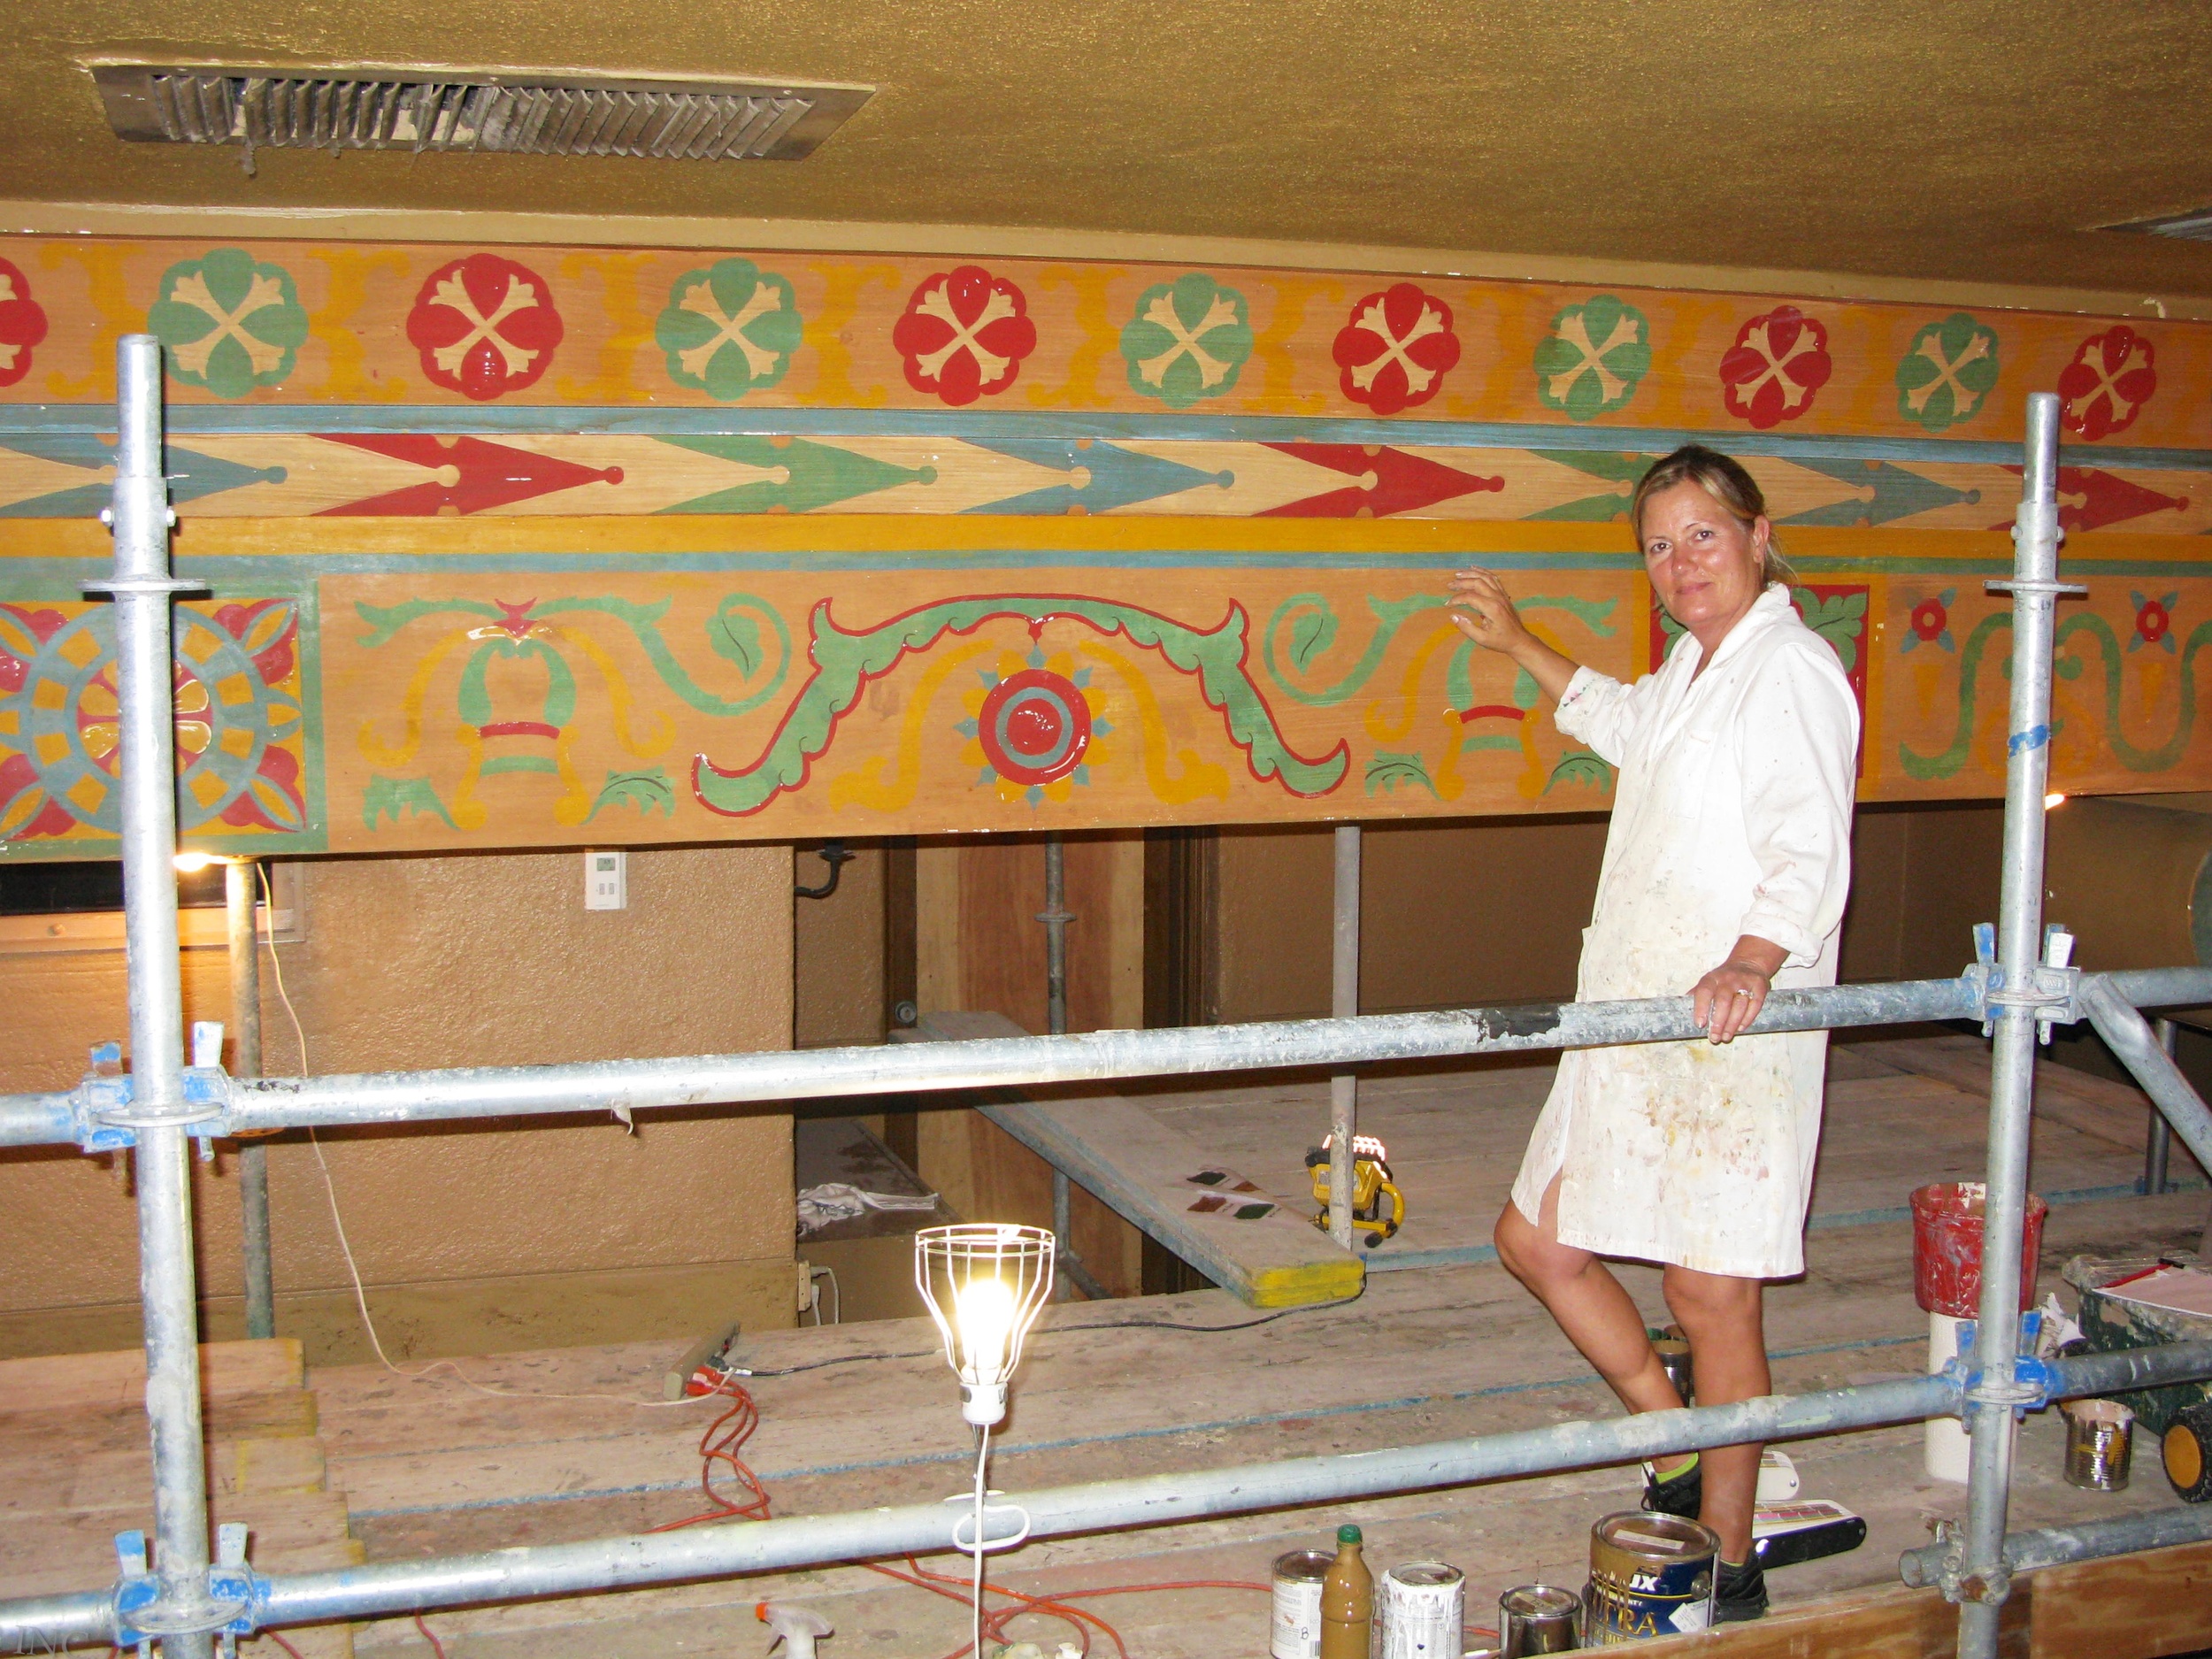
1629, 444, 1796, 588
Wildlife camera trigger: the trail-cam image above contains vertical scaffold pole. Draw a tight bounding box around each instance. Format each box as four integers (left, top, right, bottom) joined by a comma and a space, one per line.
95, 335, 220, 1658
1955, 393, 2066, 1659
1328, 826, 1361, 1250
227, 858, 274, 1341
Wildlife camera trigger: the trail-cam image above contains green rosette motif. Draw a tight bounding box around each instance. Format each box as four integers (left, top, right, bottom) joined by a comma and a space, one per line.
656, 259, 803, 400
1532, 295, 1651, 422
1895, 312, 2000, 433
1118, 273, 1254, 409
147, 249, 309, 399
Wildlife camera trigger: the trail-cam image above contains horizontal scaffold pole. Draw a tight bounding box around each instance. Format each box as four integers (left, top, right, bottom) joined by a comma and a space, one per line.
2, 1340, 2208, 1651
1, 967, 2207, 1150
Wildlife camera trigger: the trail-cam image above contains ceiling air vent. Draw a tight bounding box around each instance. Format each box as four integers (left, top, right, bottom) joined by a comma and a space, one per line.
89, 65, 872, 161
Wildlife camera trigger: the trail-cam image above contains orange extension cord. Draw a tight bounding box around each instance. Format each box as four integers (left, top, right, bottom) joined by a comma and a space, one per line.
635, 1366, 1271, 1659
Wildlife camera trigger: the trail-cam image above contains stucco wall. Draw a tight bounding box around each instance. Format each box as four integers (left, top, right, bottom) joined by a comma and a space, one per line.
1212, 805, 2006, 1024
0, 843, 796, 1360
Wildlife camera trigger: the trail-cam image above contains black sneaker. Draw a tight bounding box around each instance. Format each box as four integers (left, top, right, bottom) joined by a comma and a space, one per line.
1641, 1458, 1701, 1519
1714, 1556, 1767, 1623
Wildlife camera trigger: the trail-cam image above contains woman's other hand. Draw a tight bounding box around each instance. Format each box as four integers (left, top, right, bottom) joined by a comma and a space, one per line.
1448, 570, 1585, 703
1448, 568, 1537, 657
1692, 935, 1790, 1043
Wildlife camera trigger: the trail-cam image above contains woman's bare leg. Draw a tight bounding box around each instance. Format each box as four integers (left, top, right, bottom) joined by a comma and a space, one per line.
1661, 1265, 1769, 1563
1494, 1176, 1685, 1466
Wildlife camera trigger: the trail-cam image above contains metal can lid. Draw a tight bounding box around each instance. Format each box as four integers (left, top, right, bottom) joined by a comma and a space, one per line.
1594, 1510, 1719, 1556
1499, 1583, 1581, 1617
1272, 1549, 1335, 1581
1386, 1562, 1464, 1588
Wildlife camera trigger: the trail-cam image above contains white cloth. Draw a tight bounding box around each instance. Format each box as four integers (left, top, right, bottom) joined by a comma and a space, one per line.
1509, 585, 1860, 1277
795, 1181, 941, 1236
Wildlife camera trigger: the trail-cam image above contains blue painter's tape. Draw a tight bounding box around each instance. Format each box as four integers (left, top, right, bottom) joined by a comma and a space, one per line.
2008, 724, 2052, 756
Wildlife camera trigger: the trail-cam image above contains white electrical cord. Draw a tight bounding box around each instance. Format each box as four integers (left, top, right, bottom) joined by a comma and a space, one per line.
972, 1427, 990, 1659
257, 865, 708, 1410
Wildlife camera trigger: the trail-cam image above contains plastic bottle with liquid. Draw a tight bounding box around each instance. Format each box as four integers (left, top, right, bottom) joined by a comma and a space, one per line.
1317, 1523, 1372, 1659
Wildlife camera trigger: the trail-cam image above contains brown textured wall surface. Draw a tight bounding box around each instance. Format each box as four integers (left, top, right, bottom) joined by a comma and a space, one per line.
1213, 806, 2008, 1024
0, 844, 795, 1349
794, 841, 887, 1049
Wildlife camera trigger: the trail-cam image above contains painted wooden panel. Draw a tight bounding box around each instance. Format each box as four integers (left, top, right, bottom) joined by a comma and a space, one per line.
3, 517, 2207, 856
0, 238, 2207, 447
2, 231, 2209, 856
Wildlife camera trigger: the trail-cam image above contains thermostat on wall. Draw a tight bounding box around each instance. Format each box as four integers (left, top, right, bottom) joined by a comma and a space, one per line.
584, 850, 627, 911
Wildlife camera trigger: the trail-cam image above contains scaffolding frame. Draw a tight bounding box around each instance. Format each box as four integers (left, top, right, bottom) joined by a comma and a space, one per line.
4, 345, 2212, 1658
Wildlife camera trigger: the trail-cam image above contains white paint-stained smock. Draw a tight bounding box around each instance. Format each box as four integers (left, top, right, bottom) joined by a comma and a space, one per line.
1509, 583, 1859, 1278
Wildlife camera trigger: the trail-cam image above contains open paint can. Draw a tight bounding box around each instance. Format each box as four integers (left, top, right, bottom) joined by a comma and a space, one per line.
1379, 1562, 1464, 1659
1498, 1583, 1582, 1654
2062, 1398, 2133, 1490
1269, 1548, 1334, 1659
1585, 1511, 1717, 1644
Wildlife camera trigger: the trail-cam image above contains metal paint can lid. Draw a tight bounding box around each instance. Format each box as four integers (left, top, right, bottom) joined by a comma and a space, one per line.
1386, 1562, 1464, 1589
1273, 1549, 1334, 1583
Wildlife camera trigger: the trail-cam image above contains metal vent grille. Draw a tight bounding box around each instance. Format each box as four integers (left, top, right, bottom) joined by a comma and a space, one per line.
91, 65, 871, 161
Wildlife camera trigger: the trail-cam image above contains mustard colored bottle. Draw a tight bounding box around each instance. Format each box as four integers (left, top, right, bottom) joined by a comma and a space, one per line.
1318, 1523, 1372, 1659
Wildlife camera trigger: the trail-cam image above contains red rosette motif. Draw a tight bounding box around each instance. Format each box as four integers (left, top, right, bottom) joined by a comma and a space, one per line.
0, 257, 50, 389
405, 253, 565, 402
1718, 305, 1832, 430
2057, 325, 2157, 442
1332, 283, 1461, 416
891, 265, 1038, 406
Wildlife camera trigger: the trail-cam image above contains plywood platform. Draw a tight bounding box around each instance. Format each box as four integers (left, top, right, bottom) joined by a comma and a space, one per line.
264, 1035, 2209, 1659
14, 1037, 2212, 1658
0, 1338, 359, 1659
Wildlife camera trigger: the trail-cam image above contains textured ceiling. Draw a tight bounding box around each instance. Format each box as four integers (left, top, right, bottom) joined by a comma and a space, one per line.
7, 0, 2212, 294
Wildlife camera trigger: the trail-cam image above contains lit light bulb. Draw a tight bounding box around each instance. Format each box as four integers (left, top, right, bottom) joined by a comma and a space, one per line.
173, 851, 219, 872
954, 1277, 1018, 1382
2044, 792, 2067, 810
915, 1224, 1053, 1428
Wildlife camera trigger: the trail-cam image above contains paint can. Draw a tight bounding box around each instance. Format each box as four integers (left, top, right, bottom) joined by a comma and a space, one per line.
1584, 1511, 1717, 1644
1270, 1548, 1335, 1659
1497, 1583, 1581, 1655
2062, 1398, 2134, 1490
1379, 1562, 1464, 1659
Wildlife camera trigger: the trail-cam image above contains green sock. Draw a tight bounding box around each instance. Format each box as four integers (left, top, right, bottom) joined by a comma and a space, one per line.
1653, 1452, 1699, 1483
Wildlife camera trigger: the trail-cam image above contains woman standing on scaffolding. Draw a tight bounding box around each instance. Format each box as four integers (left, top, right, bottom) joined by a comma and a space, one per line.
1448, 445, 1858, 1624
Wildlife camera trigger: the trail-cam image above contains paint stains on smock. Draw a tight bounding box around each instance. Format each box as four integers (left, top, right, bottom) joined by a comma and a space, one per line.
1509, 584, 1859, 1277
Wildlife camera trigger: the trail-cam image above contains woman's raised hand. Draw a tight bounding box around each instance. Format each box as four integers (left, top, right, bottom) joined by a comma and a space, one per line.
1447, 568, 1535, 657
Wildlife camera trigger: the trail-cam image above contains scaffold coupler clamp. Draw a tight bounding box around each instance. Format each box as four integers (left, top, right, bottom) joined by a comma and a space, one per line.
111, 1524, 265, 1657
1966, 922, 2082, 1043
74, 1035, 236, 1156
1920, 1518, 2015, 1606
1943, 1317, 2058, 1420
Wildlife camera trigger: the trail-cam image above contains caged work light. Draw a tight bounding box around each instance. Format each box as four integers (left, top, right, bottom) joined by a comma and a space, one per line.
915, 1223, 1056, 1426
915, 1224, 1057, 1659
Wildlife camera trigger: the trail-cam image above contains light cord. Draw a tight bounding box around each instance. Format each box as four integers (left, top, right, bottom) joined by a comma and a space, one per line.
256, 864, 705, 1410
972, 1425, 991, 1659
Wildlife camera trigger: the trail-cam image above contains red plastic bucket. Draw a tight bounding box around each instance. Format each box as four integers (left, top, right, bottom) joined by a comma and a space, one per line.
1910, 1181, 2048, 1317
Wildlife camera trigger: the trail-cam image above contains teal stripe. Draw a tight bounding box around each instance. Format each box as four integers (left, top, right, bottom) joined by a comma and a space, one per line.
4, 403, 2209, 472
8, 548, 2212, 583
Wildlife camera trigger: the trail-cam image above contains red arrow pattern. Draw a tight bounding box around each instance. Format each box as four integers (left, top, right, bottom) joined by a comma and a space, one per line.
315, 434, 623, 517
1989, 465, 2189, 534
1259, 443, 1503, 518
